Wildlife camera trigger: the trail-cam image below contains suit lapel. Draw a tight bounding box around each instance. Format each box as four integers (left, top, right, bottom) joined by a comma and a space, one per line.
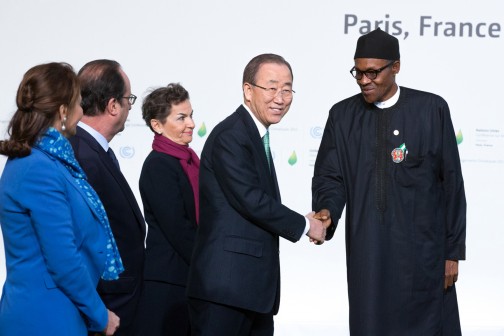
57, 163, 103, 221
76, 127, 146, 235
76, 127, 121, 180
237, 106, 280, 200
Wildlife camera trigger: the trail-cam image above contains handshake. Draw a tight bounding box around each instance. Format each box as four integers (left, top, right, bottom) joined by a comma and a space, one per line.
305, 209, 331, 245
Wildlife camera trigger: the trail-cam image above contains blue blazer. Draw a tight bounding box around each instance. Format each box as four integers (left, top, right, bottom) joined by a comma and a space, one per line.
0, 148, 108, 335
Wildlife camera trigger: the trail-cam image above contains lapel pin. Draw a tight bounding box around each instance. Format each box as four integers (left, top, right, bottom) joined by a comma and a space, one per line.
391, 143, 407, 163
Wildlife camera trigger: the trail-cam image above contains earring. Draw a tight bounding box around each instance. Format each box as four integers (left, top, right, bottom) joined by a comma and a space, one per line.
61, 116, 67, 132
157, 131, 162, 135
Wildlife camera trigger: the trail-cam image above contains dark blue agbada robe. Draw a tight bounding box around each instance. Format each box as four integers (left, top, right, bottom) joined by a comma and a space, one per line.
313, 87, 466, 336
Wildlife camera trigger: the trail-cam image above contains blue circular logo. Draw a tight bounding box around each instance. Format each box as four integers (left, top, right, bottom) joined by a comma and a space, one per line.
310, 126, 323, 139
119, 146, 135, 158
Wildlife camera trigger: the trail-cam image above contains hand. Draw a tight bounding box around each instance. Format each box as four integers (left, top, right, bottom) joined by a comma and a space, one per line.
444, 260, 459, 290
314, 209, 332, 229
305, 211, 326, 245
103, 309, 120, 335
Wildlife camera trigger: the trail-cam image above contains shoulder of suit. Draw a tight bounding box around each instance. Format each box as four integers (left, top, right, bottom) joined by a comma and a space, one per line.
214, 107, 252, 133
9, 148, 65, 182
71, 127, 101, 148
143, 151, 184, 173
145, 150, 181, 164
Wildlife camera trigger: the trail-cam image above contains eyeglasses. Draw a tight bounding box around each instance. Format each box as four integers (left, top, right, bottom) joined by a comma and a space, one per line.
350, 61, 395, 80
122, 94, 137, 105
250, 83, 295, 99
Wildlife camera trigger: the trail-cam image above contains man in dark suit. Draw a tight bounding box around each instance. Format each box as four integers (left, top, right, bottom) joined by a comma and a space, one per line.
69, 59, 146, 336
187, 53, 327, 336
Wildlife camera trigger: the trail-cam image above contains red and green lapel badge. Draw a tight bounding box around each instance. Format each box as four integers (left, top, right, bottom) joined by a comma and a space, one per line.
391, 143, 408, 163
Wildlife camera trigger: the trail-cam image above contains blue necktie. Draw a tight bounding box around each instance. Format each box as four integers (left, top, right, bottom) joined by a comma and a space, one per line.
107, 147, 120, 170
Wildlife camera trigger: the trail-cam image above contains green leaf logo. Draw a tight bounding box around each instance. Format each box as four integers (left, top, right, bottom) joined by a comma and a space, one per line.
198, 122, 207, 137
456, 129, 463, 145
288, 151, 297, 166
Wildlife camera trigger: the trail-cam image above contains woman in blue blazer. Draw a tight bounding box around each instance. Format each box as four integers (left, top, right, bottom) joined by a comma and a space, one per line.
0, 63, 122, 335
136, 83, 199, 335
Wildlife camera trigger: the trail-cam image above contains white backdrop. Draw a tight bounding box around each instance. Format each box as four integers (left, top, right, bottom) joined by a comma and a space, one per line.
1, 0, 503, 334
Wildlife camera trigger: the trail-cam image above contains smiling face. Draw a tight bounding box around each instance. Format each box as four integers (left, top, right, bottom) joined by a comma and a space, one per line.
243, 62, 293, 128
354, 58, 400, 103
152, 99, 194, 145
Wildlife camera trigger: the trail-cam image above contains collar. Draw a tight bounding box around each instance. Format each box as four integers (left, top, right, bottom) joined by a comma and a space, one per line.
78, 121, 110, 151
374, 85, 400, 109
242, 104, 268, 137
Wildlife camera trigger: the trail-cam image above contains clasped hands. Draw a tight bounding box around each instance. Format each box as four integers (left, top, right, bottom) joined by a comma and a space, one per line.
305, 211, 461, 289
306, 209, 332, 245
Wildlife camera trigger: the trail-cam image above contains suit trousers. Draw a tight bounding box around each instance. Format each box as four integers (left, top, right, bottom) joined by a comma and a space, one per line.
188, 297, 273, 336
135, 281, 190, 336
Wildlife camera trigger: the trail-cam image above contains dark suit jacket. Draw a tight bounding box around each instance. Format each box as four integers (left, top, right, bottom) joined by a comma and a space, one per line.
139, 150, 197, 286
187, 105, 305, 315
70, 126, 146, 335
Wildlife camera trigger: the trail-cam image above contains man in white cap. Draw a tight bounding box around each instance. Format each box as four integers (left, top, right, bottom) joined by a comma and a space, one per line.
312, 28, 466, 335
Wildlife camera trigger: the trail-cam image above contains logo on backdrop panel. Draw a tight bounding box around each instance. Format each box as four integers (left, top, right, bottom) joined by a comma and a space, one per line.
119, 146, 135, 159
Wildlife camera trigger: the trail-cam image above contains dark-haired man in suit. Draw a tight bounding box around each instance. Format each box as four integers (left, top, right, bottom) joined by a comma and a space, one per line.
69, 59, 145, 336
187, 53, 327, 336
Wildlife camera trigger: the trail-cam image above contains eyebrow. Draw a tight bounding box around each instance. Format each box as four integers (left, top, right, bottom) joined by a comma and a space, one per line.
176, 110, 193, 116
354, 66, 378, 71
354, 63, 390, 71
